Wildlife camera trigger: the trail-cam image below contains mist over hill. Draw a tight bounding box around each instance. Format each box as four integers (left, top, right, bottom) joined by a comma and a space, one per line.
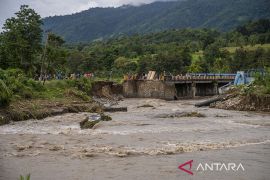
42, 0, 270, 43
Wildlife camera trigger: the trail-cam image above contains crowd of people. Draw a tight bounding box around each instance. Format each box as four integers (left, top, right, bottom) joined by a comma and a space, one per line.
37, 72, 95, 81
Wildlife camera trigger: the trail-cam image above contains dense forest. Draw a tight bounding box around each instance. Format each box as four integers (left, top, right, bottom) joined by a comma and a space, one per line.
43, 0, 270, 42
0, 5, 270, 109
66, 20, 270, 76
0, 5, 270, 79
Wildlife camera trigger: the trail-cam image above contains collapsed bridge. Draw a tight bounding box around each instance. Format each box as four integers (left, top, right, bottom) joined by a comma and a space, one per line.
123, 73, 235, 100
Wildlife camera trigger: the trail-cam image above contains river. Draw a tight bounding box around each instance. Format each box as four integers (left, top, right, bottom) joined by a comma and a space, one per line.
0, 98, 269, 180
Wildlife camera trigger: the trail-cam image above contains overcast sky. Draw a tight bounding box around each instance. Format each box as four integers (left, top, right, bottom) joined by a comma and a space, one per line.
0, 0, 173, 30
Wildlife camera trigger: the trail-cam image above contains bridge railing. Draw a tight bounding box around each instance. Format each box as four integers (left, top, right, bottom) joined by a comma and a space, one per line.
167, 73, 236, 81
124, 73, 236, 81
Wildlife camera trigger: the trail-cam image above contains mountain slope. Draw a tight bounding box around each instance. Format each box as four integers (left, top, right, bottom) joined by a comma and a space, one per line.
42, 0, 270, 43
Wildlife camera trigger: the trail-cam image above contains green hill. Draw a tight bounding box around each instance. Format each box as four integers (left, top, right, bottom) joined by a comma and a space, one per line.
42, 0, 270, 43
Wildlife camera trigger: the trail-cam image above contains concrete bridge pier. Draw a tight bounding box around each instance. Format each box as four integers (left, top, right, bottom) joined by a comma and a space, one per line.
192, 82, 196, 98
123, 79, 233, 100
214, 82, 218, 95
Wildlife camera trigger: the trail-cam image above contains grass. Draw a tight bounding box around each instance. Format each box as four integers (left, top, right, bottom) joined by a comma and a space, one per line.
20, 174, 30, 180
221, 43, 270, 53
36, 79, 92, 99
191, 50, 203, 62
0, 69, 102, 125
94, 76, 124, 84
190, 44, 270, 63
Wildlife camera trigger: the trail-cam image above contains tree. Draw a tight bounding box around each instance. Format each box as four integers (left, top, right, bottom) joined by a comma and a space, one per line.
0, 34, 9, 69
181, 47, 192, 67
230, 48, 248, 72
203, 44, 220, 67
148, 51, 186, 74
66, 50, 86, 73
208, 49, 231, 73
0, 5, 42, 75
43, 33, 67, 76
249, 35, 259, 46
188, 57, 209, 73
137, 55, 152, 73
113, 57, 138, 74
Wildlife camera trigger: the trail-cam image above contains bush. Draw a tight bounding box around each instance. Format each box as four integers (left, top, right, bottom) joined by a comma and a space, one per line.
19, 86, 34, 99
240, 69, 270, 96
0, 68, 46, 101
254, 69, 270, 94
0, 68, 94, 106
26, 79, 44, 91
45, 80, 69, 89
0, 79, 12, 107
73, 78, 92, 93
45, 78, 92, 93
0, 68, 24, 79
43, 78, 93, 100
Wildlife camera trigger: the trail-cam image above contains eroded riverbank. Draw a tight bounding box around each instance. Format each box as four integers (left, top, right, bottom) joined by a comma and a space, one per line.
0, 98, 270, 179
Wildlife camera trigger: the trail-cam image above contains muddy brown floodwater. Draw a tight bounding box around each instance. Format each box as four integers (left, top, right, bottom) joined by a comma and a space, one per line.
0, 98, 270, 180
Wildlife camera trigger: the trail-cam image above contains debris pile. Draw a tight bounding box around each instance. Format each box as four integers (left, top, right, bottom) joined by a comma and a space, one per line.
137, 104, 154, 108
80, 113, 112, 129
211, 94, 270, 112
156, 111, 205, 118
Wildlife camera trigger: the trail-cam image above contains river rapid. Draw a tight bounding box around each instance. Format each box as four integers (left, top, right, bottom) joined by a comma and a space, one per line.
0, 98, 269, 180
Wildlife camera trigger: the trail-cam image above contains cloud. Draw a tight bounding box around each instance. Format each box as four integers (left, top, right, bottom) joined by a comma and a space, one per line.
90, 0, 171, 7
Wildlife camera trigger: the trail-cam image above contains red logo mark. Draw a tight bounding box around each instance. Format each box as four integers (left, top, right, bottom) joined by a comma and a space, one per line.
178, 160, 194, 175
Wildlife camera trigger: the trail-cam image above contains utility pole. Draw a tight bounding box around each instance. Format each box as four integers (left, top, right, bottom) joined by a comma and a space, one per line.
39, 31, 50, 84
109, 70, 113, 81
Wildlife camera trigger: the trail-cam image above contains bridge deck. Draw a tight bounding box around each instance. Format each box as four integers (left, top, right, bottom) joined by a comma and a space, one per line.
124, 73, 236, 83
